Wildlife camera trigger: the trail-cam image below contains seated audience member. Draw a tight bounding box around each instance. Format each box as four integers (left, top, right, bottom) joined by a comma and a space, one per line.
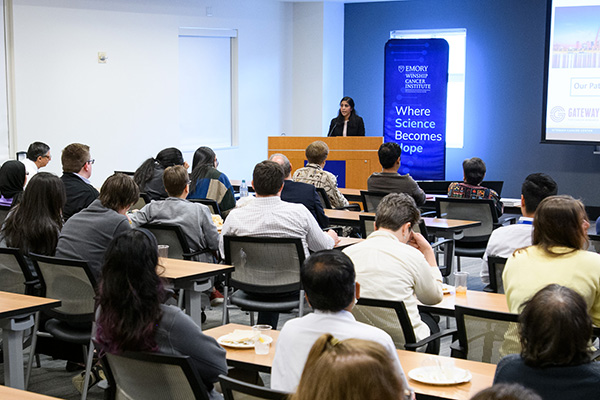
21, 141, 51, 186
367, 142, 426, 206
130, 165, 219, 263
134, 147, 188, 201
187, 146, 236, 216
291, 334, 408, 400
269, 153, 329, 228
596, 215, 600, 235
494, 284, 600, 400
0, 160, 26, 207
95, 229, 227, 399
471, 384, 542, 400
60, 143, 99, 220
222, 161, 338, 327
56, 173, 138, 278
447, 157, 502, 216
1, 173, 65, 259
343, 193, 443, 341
271, 250, 407, 393
292, 141, 349, 209
481, 173, 557, 287
503, 195, 600, 325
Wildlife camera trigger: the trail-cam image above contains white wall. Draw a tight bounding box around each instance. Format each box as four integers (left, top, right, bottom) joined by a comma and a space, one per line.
11, 0, 295, 185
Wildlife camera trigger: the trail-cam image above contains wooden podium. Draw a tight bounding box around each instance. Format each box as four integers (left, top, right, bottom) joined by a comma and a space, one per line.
267, 136, 383, 190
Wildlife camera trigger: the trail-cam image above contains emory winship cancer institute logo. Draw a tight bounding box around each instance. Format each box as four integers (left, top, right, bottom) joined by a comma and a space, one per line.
398, 65, 405, 73
550, 106, 565, 123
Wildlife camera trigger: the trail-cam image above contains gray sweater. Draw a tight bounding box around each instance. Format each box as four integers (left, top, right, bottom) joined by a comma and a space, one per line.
130, 197, 219, 263
56, 199, 131, 279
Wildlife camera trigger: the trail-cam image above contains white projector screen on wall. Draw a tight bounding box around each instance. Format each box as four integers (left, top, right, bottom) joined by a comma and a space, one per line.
542, 0, 600, 144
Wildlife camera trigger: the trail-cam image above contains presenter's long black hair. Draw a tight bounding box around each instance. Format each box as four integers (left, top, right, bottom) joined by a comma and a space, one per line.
334, 96, 359, 122
133, 147, 185, 190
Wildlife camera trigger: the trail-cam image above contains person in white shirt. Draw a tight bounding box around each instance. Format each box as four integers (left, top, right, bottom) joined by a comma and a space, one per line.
21, 141, 51, 186
343, 193, 443, 342
480, 173, 557, 287
271, 250, 408, 393
222, 160, 339, 328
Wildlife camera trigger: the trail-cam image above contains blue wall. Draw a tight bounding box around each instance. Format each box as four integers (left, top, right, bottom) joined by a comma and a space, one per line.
344, 0, 600, 205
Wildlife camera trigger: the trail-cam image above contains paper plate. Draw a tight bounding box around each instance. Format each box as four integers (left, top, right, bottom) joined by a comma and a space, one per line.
217, 334, 273, 349
408, 366, 472, 385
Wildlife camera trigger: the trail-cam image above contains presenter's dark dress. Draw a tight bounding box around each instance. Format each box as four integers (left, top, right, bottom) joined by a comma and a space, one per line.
328, 116, 365, 136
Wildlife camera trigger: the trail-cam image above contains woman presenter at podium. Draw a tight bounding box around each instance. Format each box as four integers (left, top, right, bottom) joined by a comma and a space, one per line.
327, 96, 365, 136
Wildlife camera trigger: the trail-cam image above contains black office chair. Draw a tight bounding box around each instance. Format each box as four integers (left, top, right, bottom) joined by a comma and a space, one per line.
219, 375, 289, 400
222, 236, 306, 326
486, 256, 507, 294
141, 223, 212, 261
351, 297, 456, 354
102, 352, 210, 400
30, 254, 97, 400
316, 187, 360, 211
435, 197, 499, 271
188, 198, 222, 217
451, 305, 520, 364
360, 190, 389, 212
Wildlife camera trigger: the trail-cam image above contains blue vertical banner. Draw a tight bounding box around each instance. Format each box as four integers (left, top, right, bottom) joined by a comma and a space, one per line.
384, 39, 449, 180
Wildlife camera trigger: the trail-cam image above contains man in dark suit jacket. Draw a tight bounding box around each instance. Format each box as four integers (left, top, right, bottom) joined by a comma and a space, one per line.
60, 143, 99, 220
270, 153, 329, 229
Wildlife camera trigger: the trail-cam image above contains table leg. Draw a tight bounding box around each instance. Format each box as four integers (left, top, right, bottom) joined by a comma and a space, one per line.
181, 279, 212, 328
1, 314, 35, 389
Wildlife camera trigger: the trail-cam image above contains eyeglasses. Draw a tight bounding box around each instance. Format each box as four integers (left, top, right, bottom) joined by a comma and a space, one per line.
82, 159, 95, 169
42, 154, 51, 159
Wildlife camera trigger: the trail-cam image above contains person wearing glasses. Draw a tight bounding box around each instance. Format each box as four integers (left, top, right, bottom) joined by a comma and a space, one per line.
60, 143, 98, 220
21, 141, 52, 186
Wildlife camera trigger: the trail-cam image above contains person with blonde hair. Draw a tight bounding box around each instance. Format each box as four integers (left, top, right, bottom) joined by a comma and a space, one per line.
502, 195, 600, 324
291, 334, 408, 400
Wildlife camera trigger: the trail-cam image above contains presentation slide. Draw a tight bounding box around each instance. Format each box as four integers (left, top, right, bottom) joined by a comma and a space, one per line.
544, 0, 600, 143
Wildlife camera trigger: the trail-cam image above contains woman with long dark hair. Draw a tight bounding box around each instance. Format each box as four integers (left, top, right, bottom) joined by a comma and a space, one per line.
133, 148, 188, 201
327, 96, 365, 137
0, 160, 26, 206
1, 172, 66, 256
188, 146, 236, 216
95, 229, 227, 398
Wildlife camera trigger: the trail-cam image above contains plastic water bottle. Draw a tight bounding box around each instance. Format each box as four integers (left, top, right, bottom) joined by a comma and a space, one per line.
240, 180, 249, 197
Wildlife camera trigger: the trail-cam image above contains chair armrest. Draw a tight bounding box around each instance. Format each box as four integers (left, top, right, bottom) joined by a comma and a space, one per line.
404, 328, 457, 352
336, 204, 361, 211
430, 238, 452, 250
182, 248, 213, 260
449, 341, 467, 359
421, 210, 437, 217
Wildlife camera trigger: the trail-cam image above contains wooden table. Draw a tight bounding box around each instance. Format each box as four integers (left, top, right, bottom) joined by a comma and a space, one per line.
418, 290, 508, 317
205, 323, 495, 399
160, 258, 234, 327
399, 349, 495, 399
0, 291, 61, 389
205, 323, 279, 373
0, 386, 64, 400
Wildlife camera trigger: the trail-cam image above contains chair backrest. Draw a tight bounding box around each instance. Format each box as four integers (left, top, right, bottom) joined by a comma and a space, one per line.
359, 214, 376, 238
141, 223, 190, 259
454, 305, 520, 364
223, 236, 304, 294
487, 256, 508, 294
360, 190, 388, 212
129, 195, 148, 211
435, 198, 498, 241
103, 352, 209, 400
315, 187, 332, 209
416, 181, 504, 196
0, 204, 11, 225
589, 234, 600, 253
351, 297, 416, 350
219, 375, 288, 400
29, 254, 96, 323
0, 247, 36, 295
188, 198, 222, 217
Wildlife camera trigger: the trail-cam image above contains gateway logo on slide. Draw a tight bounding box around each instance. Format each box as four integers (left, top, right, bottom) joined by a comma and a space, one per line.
398, 65, 405, 73
550, 106, 565, 123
